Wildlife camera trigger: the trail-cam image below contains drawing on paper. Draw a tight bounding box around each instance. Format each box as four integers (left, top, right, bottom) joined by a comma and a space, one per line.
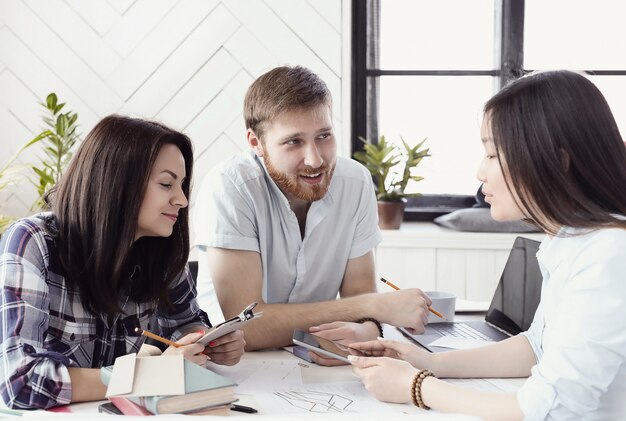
274, 390, 354, 413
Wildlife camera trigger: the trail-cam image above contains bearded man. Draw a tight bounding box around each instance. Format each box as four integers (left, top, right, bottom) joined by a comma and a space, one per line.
194, 66, 430, 360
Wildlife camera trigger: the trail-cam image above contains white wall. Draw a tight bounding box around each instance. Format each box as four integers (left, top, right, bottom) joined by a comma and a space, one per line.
0, 0, 351, 224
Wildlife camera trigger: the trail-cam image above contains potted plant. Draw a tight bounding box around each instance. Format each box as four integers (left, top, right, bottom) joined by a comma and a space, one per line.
354, 135, 430, 229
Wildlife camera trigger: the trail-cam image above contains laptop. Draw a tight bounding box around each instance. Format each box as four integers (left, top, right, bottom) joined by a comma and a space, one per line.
400, 236, 542, 352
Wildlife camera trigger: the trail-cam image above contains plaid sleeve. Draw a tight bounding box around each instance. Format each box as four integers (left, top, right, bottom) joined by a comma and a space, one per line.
0, 220, 73, 409
155, 264, 211, 341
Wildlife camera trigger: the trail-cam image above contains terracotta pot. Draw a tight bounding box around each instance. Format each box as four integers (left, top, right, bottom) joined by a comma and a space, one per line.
377, 200, 406, 230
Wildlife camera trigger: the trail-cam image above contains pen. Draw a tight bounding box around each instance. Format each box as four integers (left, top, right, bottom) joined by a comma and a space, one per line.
379, 277, 446, 319
231, 403, 258, 414
135, 327, 181, 348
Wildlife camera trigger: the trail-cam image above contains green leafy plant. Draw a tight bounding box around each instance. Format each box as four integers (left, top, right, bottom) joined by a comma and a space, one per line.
0, 93, 79, 233
28, 93, 80, 210
0, 137, 45, 233
354, 135, 430, 202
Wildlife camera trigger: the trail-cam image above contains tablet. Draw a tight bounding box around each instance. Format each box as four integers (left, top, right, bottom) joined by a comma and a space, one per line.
292, 329, 351, 363
197, 302, 262, 346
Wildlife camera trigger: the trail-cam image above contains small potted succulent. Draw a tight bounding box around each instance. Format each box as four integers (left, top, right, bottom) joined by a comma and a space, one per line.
354, 135, 430, 229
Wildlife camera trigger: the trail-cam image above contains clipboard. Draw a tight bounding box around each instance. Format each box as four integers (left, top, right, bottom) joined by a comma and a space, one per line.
197, 302, 262, 345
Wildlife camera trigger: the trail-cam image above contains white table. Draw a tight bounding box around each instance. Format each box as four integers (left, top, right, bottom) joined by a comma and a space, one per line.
6, 310, 521, 420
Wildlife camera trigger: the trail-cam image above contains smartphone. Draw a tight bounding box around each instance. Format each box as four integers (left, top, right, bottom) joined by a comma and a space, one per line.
292, 329, 351, 363
197, 302, 262, 346
197, 317, 250, 346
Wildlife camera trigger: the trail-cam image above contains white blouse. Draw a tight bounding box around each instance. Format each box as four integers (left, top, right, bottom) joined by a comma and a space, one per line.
518, 226, 626, 420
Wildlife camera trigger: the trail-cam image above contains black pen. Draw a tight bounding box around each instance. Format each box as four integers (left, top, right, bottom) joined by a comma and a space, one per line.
231, 403, 258, 414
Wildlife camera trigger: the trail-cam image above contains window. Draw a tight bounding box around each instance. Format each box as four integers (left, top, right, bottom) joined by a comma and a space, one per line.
353, 0, 626, 214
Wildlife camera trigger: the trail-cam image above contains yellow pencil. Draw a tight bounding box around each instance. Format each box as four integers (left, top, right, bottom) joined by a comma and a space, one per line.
135, 327, 181, 348
379, 277, 445, 319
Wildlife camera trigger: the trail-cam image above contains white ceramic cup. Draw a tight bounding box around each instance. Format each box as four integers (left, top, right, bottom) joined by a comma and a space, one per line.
425, 291, 456, 323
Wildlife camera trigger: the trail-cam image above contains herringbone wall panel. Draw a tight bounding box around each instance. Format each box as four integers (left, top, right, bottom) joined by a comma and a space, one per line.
0, 0, 346, 225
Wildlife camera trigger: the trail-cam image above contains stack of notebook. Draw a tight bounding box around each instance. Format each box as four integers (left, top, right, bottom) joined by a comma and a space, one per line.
101, 355, 237, 415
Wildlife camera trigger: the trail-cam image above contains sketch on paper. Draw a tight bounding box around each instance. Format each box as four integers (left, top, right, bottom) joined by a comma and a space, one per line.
274, 390, 354, 413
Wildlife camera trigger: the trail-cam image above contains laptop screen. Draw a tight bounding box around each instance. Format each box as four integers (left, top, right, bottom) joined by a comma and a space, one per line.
485, 236, 543, 336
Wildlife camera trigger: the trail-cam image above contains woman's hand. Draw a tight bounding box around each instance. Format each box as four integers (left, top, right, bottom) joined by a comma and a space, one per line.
203, 330, 246, 366
162, 331, 209, 366
348, 338, 429, 368
350, 355, 418, 404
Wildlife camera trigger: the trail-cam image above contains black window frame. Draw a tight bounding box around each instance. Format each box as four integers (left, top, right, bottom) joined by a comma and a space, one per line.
351, 0, 626, 221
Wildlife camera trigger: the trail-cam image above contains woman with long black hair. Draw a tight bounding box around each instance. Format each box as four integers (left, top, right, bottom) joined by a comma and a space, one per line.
350, 70, 626, 420
0, 115, 245, 409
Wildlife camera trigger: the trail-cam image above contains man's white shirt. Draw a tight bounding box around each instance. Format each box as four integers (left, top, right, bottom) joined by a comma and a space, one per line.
193, 150, 382, 324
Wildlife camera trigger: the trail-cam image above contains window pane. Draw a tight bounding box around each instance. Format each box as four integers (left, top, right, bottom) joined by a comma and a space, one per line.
588, 76, 626, 139
377, 76, 495, 195
525, 0, 626, 69
379, 0, 496, 70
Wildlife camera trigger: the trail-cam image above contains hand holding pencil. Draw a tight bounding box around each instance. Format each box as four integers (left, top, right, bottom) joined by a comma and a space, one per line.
379, 278, 446, 320
136, 328, 209, 366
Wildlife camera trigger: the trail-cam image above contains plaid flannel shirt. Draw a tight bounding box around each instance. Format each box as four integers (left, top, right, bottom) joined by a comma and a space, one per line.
0, 214, 210, 409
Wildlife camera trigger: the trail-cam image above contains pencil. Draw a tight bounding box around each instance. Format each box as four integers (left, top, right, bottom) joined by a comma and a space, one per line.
135, 327, 181, 348
379, 277, 445, 319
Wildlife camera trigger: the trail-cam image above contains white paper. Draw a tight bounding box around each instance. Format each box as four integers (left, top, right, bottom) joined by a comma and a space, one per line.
105, 353, 136, 397
250, 382, 404, 415
105, 354, 185, 398
207, 359, 302, 389
207, 358, 402, 415
428, 336, 493, 350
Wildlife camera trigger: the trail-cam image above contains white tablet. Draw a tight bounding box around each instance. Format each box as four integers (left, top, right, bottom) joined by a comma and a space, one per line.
292, 329, 351, 363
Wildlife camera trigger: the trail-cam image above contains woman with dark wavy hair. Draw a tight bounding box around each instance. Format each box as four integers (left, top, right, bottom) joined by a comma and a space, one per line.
0, 115, 245, 409
350, 71, 626, 420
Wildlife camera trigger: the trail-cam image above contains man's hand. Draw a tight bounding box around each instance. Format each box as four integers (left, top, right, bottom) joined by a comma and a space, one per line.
375, 289, 431, 333
306, 321, 379, 367
309, 321, 379, 345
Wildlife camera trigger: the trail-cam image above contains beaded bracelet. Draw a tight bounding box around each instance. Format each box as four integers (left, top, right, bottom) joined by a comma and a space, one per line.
355, 317, 384, 338
410, 371, 420, 407
410, 369, 435, 409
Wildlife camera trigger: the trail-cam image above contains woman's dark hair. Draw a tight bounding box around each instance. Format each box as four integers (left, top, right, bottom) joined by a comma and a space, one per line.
46, 115, 193, 316
484, 70, 626, 235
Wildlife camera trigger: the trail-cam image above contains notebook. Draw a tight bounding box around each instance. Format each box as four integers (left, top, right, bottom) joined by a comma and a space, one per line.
102, 355, 237, 414
400, 236, 542, 352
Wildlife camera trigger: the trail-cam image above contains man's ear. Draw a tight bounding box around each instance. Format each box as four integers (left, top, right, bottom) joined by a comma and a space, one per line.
247, 129, 264, 157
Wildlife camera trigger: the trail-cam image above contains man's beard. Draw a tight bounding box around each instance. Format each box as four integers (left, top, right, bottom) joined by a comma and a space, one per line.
264, 153, 335, 202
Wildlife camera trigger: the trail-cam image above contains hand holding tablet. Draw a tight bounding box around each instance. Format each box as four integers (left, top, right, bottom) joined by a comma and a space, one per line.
292, 329, 354, 363
197, 302, 262, 346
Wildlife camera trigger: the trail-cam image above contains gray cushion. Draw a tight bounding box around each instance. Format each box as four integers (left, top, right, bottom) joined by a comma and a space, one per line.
434, 208, 541, 233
